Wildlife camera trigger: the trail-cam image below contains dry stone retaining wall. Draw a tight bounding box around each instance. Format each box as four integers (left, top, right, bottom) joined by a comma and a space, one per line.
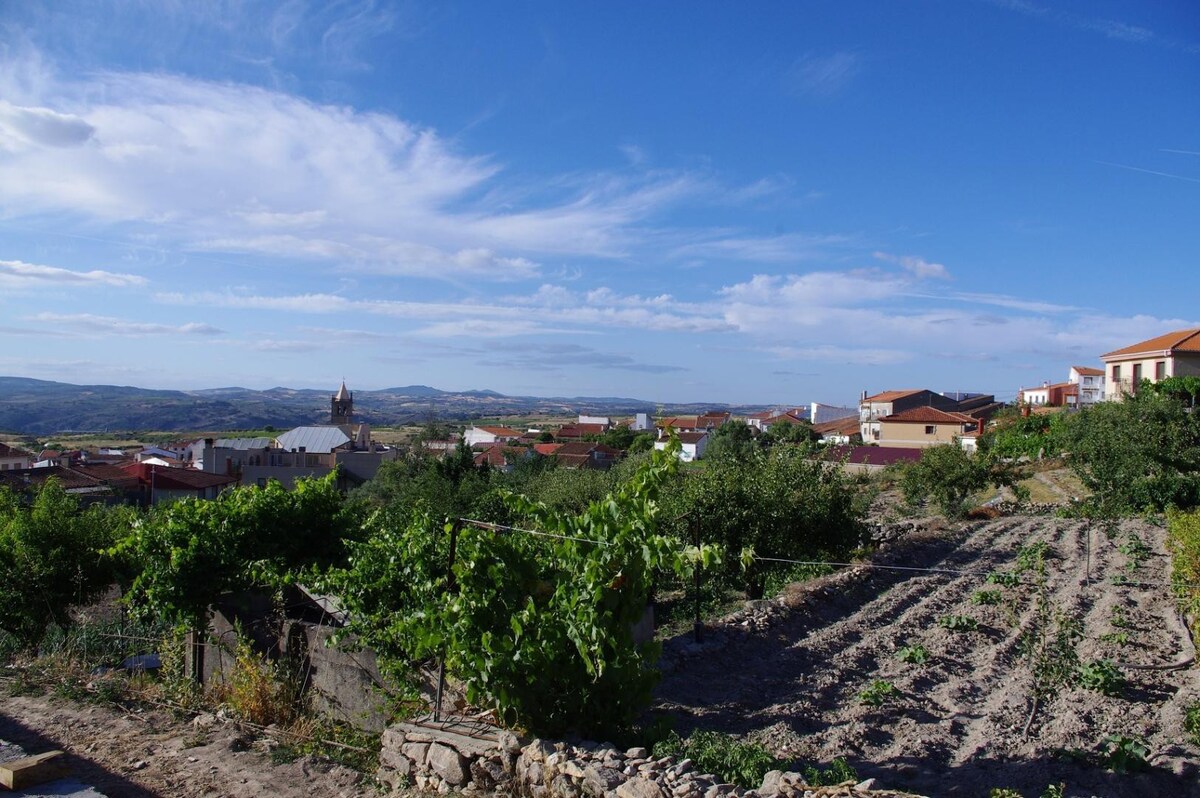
376, 721, 921, 798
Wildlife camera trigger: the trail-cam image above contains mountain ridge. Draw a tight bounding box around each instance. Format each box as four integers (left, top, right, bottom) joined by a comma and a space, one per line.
0, 376, 759, 436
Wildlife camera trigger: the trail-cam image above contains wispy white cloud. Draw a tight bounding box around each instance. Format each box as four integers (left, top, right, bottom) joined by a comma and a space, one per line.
986, 0, 1192, 50
0, 66, 718, 281
29, 312, 222, 336
0, 259, 146, 288
1096, 160, 1200, 184
671, 233, 851, 264
155, 283, 733, 336
786, 51, 861, 98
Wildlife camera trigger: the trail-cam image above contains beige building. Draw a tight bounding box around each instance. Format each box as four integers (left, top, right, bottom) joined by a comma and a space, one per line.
877, 407, 979, 449
1100, 328, 1200, 399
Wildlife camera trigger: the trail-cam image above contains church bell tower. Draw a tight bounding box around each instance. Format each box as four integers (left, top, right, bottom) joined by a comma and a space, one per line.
330, 381, 353, 425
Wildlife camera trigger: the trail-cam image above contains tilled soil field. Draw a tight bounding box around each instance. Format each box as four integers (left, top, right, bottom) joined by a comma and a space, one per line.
654, 515, 1200, 798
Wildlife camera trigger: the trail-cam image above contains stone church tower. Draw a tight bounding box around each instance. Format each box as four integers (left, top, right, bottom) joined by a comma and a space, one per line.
330, 381, 354, 425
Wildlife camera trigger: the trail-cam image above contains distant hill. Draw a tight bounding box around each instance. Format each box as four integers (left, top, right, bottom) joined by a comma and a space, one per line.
0, 376, 758, 436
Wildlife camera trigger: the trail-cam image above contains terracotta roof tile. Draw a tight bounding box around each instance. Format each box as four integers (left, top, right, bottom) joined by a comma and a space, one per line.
1102, 328, 1200, 359
1071, 365, 1104, 376
879, 407, 977, 425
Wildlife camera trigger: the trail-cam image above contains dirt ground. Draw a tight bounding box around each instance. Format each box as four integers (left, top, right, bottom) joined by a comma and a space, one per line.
0, 697, 377, 798
654, 514, 1200, 798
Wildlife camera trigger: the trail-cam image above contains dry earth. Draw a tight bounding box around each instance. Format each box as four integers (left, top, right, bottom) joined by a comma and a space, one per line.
654, 515, 1200, 798
0, 697, 376, 798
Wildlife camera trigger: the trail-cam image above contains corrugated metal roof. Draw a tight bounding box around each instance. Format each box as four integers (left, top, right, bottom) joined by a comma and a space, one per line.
276, 426, 351, 454
215, 437, 274, 450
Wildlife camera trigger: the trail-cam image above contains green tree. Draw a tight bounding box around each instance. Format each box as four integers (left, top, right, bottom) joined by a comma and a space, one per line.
1060, 392, 1200, 516
899, 444, 1020, 518
980, 407, 1068, 460
762, 419, 818, 448
350, 444, 491, 522
0, 480, 127, 649
660, 446, 864, 597
627, 432, 655, 454
704, 420, 760, 463
599, 426, 636, 450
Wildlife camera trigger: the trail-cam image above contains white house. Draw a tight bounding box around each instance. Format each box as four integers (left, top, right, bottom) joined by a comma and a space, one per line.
655, 431, 708, 462
463, 425, 522, 447
1068, 365, 1105, 406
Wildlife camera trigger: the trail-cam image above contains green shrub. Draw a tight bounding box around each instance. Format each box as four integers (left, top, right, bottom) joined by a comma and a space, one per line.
326, 445, 714, 738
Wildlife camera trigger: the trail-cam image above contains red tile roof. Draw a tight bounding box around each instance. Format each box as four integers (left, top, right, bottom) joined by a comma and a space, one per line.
1102, 328, 1200, 359
678, 431, 709, 444
533, 443, 563, 456
1071, 365, 1104, 376
879, 406, 977, 425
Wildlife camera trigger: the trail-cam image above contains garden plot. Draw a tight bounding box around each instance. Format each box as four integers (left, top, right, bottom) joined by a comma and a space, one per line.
654, 516, 1200, 798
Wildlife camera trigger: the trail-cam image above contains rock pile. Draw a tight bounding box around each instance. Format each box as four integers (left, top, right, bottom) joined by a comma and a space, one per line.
376, 721, 923, 798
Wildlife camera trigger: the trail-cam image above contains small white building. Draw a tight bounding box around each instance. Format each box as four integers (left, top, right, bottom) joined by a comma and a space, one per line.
655, 431, 709, 462
463, 425, 522, 447
577, 414, 612, 428
1068, 366, 1105, 406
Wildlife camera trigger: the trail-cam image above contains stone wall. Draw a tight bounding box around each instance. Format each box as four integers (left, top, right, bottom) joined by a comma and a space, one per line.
377, 720, 920, 798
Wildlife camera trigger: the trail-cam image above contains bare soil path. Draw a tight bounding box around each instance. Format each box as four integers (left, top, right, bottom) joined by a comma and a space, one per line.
654, 515, 1200, 798
0, 696, 374, 798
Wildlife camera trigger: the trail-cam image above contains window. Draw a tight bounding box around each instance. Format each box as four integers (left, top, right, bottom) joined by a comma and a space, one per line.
1156, 361, 1166, 380
1133, 363, 1142, 383
924, 425, 936, 434
1112, 365, 1121, 382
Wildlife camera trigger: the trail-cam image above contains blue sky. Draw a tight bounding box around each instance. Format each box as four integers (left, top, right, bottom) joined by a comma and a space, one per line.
0, 1, 1197, 406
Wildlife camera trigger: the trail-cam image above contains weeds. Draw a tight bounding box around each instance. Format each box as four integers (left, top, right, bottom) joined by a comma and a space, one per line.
651, 731, 787, 789
1074, 659, 1125, 696
209, 637, 304, 727
1109, 605, 1132, 629
971, 589, 1003, 606
1099, 734, 1150, 773
801, 758, 858, 787
896, 643, 930, 665
1099, 631, 1130, 647
987, 571, 1021, 588
1118, 533, 1152, 571
1185, 702, 1200, 747
857, 679, 898, 707
936, 612, 974, 633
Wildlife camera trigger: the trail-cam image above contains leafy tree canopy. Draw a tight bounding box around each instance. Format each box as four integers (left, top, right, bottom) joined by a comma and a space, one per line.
0, 480, 129, 649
